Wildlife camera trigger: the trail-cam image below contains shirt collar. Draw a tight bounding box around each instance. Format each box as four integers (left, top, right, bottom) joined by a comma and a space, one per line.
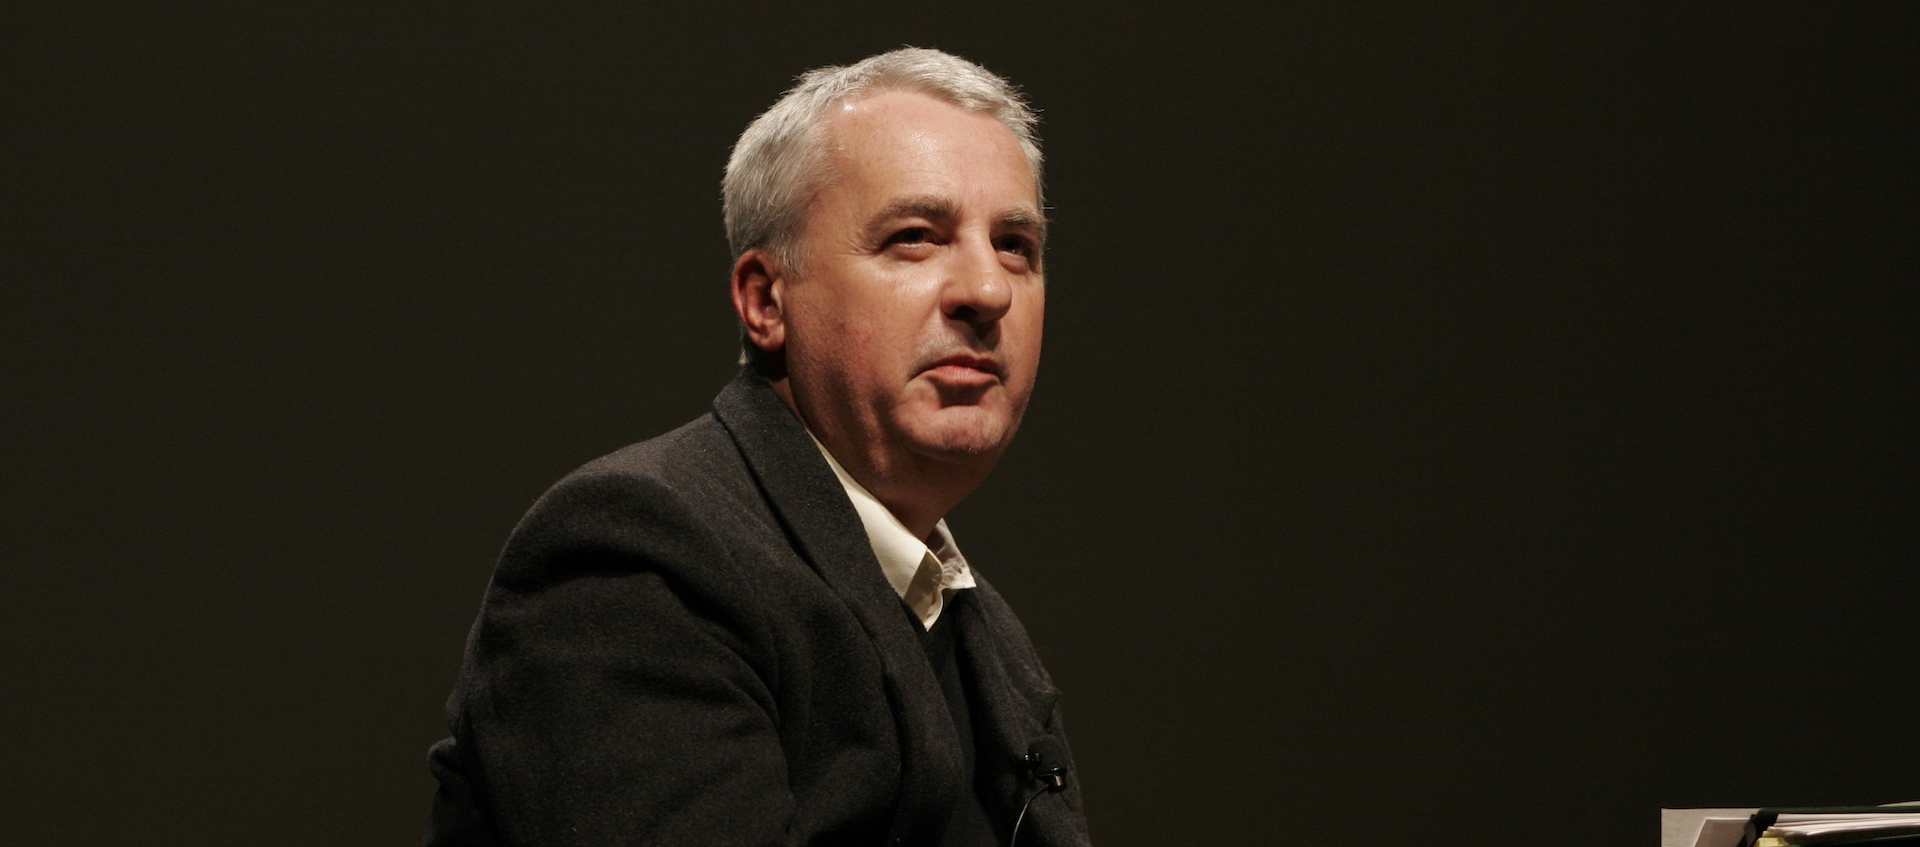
810, 433, 975, 628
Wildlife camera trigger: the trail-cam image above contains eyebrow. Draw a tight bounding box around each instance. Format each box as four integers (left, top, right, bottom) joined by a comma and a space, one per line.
862, 194, 1049, 246
999, 207, 1049, 246
863, 196, 958, 240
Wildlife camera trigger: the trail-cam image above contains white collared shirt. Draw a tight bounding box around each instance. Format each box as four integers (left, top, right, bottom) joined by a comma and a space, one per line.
810, 435, 976, 630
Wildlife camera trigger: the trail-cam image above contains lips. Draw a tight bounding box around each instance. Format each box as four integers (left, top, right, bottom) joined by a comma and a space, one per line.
920, 353, 1004, 382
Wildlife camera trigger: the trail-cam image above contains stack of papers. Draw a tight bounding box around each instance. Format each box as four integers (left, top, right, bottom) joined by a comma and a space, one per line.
1755, 811, 1920, 846
1662, 806, 1920, 847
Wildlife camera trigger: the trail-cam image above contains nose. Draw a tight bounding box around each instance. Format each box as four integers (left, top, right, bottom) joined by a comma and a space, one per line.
940, 239, 1013, 329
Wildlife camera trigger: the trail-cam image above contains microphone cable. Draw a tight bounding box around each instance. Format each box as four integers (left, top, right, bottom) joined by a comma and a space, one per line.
1006, 752, 1066, 847
1006, 782, 1049, 847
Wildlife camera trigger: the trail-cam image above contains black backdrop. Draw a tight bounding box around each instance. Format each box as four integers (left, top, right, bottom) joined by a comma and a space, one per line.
5, 4, 1917, 845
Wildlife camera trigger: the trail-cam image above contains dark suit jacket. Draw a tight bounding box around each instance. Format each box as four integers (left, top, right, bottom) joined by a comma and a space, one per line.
427, 368, 1090, 846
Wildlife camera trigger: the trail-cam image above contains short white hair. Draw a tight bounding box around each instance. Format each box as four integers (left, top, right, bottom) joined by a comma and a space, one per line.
723, 47, 1044, 272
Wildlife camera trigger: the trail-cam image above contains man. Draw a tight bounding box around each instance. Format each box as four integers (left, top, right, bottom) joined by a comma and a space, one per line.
426, 48, 1089, 846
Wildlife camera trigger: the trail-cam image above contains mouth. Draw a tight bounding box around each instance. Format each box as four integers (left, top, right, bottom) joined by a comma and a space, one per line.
920, 353, 1005, 385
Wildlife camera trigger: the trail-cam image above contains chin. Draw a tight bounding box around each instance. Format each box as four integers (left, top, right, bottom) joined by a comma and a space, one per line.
900, 409, 1017, 462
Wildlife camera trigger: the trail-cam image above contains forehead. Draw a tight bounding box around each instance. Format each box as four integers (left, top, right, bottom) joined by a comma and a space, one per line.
817, 90, 1038, 209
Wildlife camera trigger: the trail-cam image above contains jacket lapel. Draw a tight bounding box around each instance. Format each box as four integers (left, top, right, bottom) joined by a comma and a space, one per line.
710, 367, 963, 844
958, 577, 1089, 846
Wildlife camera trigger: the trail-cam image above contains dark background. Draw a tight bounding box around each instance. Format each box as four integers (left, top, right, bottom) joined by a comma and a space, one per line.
4, 3, 1916, 845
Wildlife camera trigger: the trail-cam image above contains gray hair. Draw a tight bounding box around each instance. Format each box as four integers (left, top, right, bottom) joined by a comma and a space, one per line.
723, 47, 1044, 274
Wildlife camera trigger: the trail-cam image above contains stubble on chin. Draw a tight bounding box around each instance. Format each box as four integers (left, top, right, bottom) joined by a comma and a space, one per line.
893, 390, 1025, 462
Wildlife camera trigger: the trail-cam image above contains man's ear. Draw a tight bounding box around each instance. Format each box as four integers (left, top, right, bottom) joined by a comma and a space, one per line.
731, 249, 788, 356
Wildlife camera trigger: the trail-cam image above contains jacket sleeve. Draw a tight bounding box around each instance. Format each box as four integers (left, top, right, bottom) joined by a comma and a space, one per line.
434, 467, 795, 847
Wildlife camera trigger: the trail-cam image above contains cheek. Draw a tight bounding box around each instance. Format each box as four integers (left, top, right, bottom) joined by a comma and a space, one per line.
1011, 292, 1045, 356
804, 308, 906, 389
790, 285, 871, 353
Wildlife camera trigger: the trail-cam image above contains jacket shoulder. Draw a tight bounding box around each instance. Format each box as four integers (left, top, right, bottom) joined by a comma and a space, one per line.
491, 413, 772, 590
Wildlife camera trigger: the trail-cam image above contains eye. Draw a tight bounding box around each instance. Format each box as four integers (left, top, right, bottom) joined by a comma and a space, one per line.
888, 227, 932, 246
995, 234, 1036, 258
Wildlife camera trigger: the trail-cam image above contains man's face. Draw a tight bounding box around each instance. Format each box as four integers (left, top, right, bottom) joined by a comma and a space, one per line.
779, 90, 1045, 477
